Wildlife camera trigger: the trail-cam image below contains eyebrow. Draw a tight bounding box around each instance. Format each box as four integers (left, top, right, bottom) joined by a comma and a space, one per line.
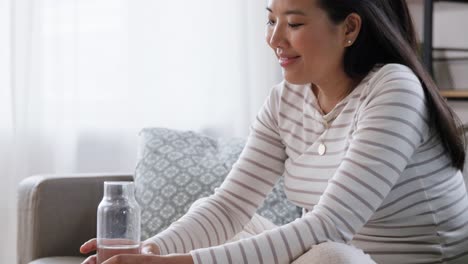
266, 7, 307, 16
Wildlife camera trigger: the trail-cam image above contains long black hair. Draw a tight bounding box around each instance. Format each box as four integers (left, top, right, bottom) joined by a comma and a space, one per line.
317, 0, 465, 170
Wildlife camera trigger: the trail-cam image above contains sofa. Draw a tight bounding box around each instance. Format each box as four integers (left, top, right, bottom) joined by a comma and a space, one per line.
17, 173, 134, 264
17, 128, 302, 264
17, 127, 468, 264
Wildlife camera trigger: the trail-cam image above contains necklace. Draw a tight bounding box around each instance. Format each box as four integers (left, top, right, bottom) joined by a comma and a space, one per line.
318, 119, 329, 156
314, 88, 330, 156
312, 78, 359, 156
313, 84, 351, 156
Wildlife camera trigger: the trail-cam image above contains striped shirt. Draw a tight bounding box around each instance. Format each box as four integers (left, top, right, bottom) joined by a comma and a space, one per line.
150, 64, 468, 263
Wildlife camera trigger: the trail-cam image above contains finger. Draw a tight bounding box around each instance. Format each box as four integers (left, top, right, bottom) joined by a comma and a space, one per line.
141, 241, 160, 255
80, 238, 97, 254
101, 254, 120, 264
102, 254, 157, 264
141, 245, 153, 255
81, 254, 97, 264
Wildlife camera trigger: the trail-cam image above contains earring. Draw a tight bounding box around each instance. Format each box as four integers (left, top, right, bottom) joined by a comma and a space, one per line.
347, 40, 352, 45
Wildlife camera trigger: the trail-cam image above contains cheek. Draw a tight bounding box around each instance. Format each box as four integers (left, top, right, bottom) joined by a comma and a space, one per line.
297, 33, 335, 57
291, 34, 316, 55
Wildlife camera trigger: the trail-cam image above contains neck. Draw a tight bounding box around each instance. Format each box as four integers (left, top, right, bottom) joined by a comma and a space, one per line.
312, 72, 358, 114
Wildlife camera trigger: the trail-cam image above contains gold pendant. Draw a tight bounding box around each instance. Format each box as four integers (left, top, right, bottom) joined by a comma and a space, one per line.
318, 143, 326, 156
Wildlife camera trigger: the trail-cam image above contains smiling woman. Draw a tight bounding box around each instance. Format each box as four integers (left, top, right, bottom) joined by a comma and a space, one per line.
265, 0, 355, 88
265, 0, 362, 114
81, 0, 468, 263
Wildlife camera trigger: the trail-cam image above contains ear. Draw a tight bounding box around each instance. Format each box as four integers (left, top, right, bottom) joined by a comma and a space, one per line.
343, 13, 362, 47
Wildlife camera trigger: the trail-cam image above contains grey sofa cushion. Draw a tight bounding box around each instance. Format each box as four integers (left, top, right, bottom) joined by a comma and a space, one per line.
135, 127, 301, 240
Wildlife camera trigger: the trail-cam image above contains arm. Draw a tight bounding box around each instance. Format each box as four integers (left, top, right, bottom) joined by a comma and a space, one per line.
148, 84, 288, 255
191, 66, 429, 263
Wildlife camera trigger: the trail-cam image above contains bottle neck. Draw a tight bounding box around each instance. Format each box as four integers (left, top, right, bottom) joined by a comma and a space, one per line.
103, 182, 135, 200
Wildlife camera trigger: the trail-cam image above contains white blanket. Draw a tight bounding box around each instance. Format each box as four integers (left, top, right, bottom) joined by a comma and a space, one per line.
231, 214, 376, 264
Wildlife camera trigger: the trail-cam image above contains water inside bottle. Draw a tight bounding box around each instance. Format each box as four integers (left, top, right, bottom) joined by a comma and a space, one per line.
97, 244, 140, 264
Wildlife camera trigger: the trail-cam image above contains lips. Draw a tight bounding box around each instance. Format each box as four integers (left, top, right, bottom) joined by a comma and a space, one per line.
278, 55, 300, 67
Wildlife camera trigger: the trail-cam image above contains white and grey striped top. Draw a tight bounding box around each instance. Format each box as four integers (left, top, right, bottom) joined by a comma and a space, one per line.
150, 64, 468, 264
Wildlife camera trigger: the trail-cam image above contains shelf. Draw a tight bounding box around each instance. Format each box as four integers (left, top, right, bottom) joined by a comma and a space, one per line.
440, 89, 468, 98
420, 0, 468, 99
422, 0, 468, 73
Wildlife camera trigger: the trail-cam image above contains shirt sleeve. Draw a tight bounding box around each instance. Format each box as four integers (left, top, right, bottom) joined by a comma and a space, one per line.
148, 83, 288, 256
189, 66, 430, 264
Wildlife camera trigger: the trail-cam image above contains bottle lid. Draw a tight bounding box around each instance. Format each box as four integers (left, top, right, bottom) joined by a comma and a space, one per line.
103, 181, 134, 198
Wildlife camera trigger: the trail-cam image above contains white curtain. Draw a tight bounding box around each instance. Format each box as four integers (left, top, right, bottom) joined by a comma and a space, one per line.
0, 0, 281, 262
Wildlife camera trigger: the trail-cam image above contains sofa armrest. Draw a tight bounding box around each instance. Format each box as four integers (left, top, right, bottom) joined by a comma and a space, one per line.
17, 173, 133, 264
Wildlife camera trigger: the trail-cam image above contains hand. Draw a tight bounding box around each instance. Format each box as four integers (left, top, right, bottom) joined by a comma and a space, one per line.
80, 238, 160, 264
102, 254, 194, 264
141, 239, 161, 255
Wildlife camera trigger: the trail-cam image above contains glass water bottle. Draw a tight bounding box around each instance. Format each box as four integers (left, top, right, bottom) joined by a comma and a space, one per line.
97, 181, 141, 264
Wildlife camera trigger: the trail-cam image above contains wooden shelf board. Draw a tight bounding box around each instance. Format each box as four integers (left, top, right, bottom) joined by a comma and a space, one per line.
440, 89, 468, 98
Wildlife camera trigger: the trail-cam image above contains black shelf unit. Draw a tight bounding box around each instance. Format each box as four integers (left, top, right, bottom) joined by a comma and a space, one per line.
422, 0, 468, 76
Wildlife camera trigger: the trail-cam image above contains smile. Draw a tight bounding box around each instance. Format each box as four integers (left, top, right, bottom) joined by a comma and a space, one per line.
278, 56, 300, 67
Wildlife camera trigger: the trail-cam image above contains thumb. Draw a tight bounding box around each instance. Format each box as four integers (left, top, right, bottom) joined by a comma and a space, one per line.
141, 245, 154, 254
141, 242, 160, 255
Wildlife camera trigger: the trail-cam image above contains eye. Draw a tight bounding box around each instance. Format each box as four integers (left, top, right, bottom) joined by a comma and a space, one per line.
288, 23, 303, 28
266, 19, 276, 26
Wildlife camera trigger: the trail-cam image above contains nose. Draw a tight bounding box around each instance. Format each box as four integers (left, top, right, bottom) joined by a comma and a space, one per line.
267, 24, 287, 50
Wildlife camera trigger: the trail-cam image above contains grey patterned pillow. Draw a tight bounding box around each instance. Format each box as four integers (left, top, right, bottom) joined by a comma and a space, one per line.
135, 127, 301, 240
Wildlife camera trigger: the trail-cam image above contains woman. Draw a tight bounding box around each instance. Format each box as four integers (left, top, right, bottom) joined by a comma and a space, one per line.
81, 0, 468, 263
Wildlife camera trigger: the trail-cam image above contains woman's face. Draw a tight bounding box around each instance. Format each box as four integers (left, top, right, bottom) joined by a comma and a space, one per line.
266, 0, 347, 85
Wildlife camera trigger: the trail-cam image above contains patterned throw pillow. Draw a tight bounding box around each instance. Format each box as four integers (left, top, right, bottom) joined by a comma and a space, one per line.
135, 127, 301, 240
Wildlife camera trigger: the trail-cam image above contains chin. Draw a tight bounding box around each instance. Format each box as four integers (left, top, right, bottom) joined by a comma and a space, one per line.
283, 71, 310, 85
